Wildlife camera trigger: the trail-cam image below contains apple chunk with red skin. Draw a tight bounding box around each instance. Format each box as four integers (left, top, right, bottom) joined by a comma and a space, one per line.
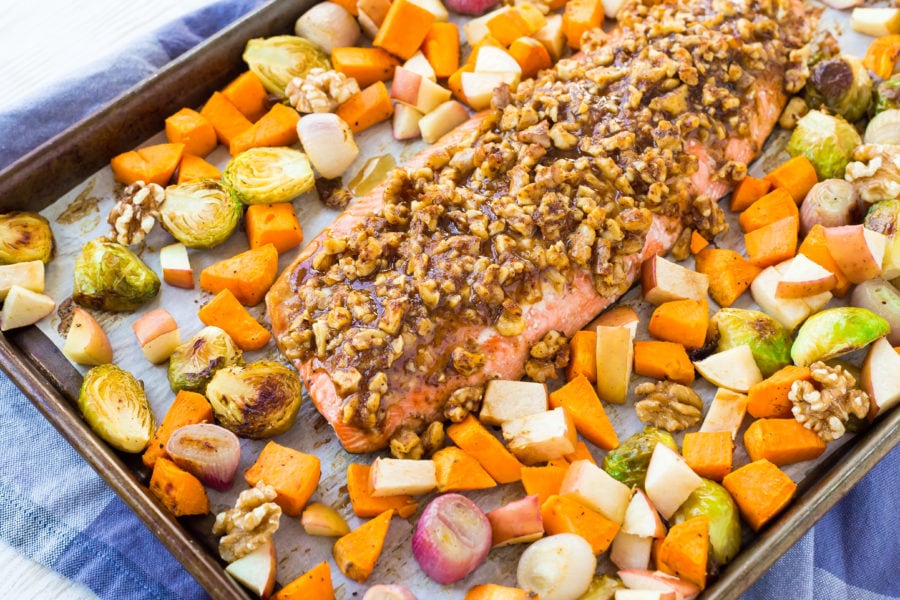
419, 100, 468, 144
861, 336, 900, 420
622, 489, 666, 538
823, 225, 887, 284
560, 459, 632, 524
225, 537, 276, 599
641, 254, 709, 305
487, 494, 544, 547
618, 569, 700, 600
643, 443, 703, 520
392, 103, 424, 140
132, 308, 181, 364
159, 243, 193, 289
775, 253, 837, 298
610, 531, 654, 571
63, 307, 113, 365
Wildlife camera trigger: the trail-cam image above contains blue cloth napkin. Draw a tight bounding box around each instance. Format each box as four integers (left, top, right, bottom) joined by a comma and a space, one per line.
0, 1, 897, 598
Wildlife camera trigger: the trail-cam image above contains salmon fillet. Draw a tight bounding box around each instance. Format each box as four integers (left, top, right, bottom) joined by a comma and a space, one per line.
268, 0, 815, 453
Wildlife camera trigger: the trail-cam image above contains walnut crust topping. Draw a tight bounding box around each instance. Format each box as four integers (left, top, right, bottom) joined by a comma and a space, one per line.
788, 361, 869, 442
634, 380, 703, 432
277, 0, 815, 434
212, 482, 281, 562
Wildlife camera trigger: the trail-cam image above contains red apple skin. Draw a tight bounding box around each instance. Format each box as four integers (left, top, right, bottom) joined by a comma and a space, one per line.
861, 336, 900, 420
618, 569, 700, 600
132, 309, 178, 346
392, 104, 423, 140
823, 225, 885, 284
163, 268, 194, 289
389, 67, 423, 106
487, 494, 544, 547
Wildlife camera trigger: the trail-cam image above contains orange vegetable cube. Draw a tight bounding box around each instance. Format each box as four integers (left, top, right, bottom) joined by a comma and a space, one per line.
764, 155, 818, 203
508, 36, 552, 79
335, 81, 394, 134
465, 584, 538, 600
273, 561, 334, 600
333, 509, 393, 583
682, 431, 734, 481
722, 459, 796, 531
747, 365, 812, 418
331, 47, 400, 88
142, 390, 213, 469
690, 230, 709, 254
563, 0, 604, 50
744, 216, 798, 268
730, 176, 772, 212
486, 9, 532, 46
199, 244, 278, 307
648, 299, 709, 349
422, 22, 460, 78
198, 288, 271, 351
229, 103, 300, 156
245, 203, 303, 254
633, 340, 695, 385
447, 414, 524, 484
798, 224, 851, 297
373, 0, 435, 60
564, 440, 597, 465
548, 374, 618, 450
176, 153, 221, 184
541, 494, 619, 555
165, 108, 217, 157
200, 91, 253, 146
433, 446, 497, 492
222, 71, 270, 123
738, 188, 798, 233
743, 418, 826, 466
694, 248, 761, 308
520, 464, 568, 505
657, 516, 709, 590
245, 441, 321, 517
109, 143, 185, 186
566, 329, 597, 383
149, 457, 209, 517
346, 463, 418, 518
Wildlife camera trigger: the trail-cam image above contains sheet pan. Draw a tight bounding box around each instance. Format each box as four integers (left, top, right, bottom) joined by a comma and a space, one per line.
0, 1, 897, 598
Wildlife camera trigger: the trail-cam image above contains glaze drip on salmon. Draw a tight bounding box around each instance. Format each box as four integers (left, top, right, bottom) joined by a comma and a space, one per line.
267, 0, 815, 452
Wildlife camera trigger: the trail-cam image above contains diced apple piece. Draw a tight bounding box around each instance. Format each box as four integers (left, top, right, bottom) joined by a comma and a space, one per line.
699, 388, 749, 439
618, 570, 700, 600
159, 243, 194, 289
132, 308, 181, 364
487, 494, 544, 547
463, 7, 506, 45
414, 78, 452, 113
390, 66, 424, 106
460, 71, 517, 110
0, 260, 44, 300
881, 234, 900, 280
611, 532, 654, 571
851, 7, 900, 37
370, 457, 437, 496
392, 103, 424, 140
403, 51, 437, 81
0, 285, 54, 331
751, 265, 812, 330
641, 254, 709, 305
602, 0, 629, 18
823, 225, 887, 284
644, 444, 703, 520
775, 253, 837, 298
480, 380, 548, 425
409, 0, 449, 21
502, 406, 577, 465
693, 345, 763, 393
301, 502, 351, 537
862, 336, 900, 420
533, 14, 565, 61
587, 305, 640, 339
474, 46, 523, 79
622, 489, 666, 538
560, 459, 632, 524
596, 324, 634, 404
225, 537, 276, 600
62, 307, 113, 366
419, 100, 469, 143
358, 8, 381, 38
615, 590, 676, 600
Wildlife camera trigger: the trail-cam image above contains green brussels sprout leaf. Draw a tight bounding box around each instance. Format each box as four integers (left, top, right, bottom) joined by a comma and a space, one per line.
787, 110, 861, 180
224, 147, 315, 205
72, 239, 160, 311
159, 180, 243, 249
78, 364, 155, 453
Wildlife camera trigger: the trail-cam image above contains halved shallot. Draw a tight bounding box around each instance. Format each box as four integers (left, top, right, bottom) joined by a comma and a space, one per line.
411, 493, 491, 584
165, 423, 241, 491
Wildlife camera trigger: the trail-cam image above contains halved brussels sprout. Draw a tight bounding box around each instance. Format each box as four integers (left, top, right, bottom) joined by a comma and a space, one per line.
864, 199, 900, 236
78, 364, 155, 453
602, 427, 678, 489
786, 110, 861, 180
223, 147, 315, 205
243, 35, 330, 96
205, 360, 303, 439
805, 55, 872, 123
72, 238, 160, 311
168, 326, 244, 393
0, 212, 54, 264
671, 479, 741, 566
711, 308, 792, 377
159, 180, 243, 249
873, 74, 900, 115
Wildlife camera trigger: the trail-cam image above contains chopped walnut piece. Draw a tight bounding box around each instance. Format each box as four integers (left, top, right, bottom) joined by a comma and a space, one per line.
285, 68, 359, 113
634, 380, 703, 432
443, 386, 484, 422
390, 427, 425, 459
315, 177, 353, 209
778, 97, 809, 130
451, 346, 486, 376
107, 181, 163, 246
525, 330, 570, 383
212, 482, 282, 562
788, 361, 870, 442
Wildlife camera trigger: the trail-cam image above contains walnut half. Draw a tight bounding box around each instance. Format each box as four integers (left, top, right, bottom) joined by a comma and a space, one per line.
788, 361, 869, 442
634, 380, 703, 432
212, 482, 282, 562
